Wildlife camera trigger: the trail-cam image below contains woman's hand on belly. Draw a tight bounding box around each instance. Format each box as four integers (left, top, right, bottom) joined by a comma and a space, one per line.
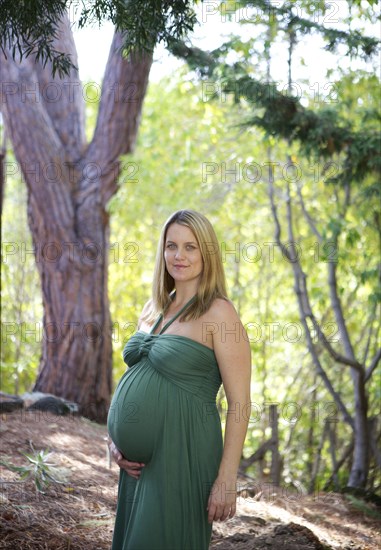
108, 438, 146, 479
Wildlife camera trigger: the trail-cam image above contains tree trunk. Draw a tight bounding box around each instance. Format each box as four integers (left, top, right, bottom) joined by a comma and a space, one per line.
1, 15, 152, 422
327, 260, 370, 488
347, 369, 369, 487
269, 404, 281, 486
309, 420, 329, 493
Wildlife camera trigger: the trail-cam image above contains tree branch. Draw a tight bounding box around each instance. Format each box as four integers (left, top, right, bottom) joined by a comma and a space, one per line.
327, 256, 359, 361
359, 301, 376, 365
233, 0, 380, 58
1, 52, 75, 237
85, 31, 152, 207
268, 174, 354, 428
308, 314, 363, 372
33, 13, 86, 163
296, 181, 363, 372
169, 41, 381, 184
240, 439, 273, 471
296, 183, 322, 241
323, 439, 354, 491
0, 0, 75, 77
365, 347, 381, 383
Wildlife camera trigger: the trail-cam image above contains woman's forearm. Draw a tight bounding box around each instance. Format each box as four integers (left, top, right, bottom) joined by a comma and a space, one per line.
217, 400, 249, 479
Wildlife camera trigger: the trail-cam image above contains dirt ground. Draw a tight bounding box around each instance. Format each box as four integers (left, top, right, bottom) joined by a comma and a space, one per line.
0, 411, 380, 550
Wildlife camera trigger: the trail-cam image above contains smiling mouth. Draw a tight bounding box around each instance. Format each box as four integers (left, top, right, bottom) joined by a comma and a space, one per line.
174, 265, 188, 268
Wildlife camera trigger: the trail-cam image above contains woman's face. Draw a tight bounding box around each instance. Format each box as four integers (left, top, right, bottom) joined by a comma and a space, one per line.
164, 223, 203, 285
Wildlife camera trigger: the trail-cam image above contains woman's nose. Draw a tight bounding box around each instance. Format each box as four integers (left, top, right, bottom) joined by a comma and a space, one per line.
175, 248, 184, 259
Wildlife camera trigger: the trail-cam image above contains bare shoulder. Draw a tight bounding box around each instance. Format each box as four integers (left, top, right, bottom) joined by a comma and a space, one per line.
137, 298, 154, 329
205, 298, 250, 363
206, 297, 241, 323
140, 298, 153, 315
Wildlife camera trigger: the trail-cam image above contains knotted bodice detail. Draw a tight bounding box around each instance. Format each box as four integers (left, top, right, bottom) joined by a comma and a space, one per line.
139, 333, 154, 356
120, 294, 222, 403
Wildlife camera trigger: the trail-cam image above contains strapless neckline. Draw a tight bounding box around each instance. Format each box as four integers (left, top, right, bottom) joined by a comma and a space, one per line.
136, 330, 215, 353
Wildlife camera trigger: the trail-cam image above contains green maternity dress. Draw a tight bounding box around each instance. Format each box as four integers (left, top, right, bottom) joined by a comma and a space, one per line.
107, 296, 223, 550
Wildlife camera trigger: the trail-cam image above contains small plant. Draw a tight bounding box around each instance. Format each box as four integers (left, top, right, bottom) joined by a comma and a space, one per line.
345, 494, 381, 520
0, 442, 67, 493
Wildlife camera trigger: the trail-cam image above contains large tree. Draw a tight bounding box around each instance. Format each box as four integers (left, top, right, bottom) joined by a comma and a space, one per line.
1, 13, 152, 422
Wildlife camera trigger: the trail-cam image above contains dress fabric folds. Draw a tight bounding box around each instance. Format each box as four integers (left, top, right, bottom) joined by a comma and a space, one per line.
107, 297, 223, 550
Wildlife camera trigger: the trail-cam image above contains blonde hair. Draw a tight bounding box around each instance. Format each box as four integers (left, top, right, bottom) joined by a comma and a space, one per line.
144, 209, 228, 323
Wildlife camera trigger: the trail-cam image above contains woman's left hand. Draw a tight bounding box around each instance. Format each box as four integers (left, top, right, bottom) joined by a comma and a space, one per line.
207, 476, 237, 523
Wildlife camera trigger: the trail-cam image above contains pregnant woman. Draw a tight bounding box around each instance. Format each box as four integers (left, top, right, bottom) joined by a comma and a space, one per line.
107, 209, 251, 550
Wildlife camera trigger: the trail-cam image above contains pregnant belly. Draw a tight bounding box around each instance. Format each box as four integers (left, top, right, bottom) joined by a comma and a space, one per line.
107, 363, 164, 464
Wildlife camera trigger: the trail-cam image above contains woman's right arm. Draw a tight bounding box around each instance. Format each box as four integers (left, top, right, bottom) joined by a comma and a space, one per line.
107, 436, 145, 479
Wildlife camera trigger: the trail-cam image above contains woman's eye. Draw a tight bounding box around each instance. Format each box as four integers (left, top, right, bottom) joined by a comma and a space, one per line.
166, 243, 176, 249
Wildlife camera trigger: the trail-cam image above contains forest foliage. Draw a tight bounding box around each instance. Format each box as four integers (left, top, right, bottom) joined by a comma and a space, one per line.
3, 69, 380, 491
